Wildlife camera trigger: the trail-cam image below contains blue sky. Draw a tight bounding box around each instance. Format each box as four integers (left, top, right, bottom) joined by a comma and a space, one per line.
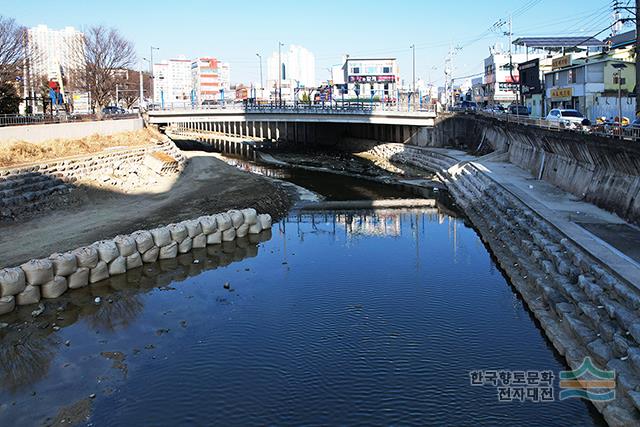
4, 0, 628, 86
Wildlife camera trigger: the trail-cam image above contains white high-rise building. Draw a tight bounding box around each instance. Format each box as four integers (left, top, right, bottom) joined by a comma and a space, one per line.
25, 25, 85, 91
267, 45, 315, 101
153, 57, 192, 106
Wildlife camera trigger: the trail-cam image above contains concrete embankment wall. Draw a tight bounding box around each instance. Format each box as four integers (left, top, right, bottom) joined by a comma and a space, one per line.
0, 118, 144, 144
0, 139, 184, 220
0, 209, 273, 317
363, 142, 640, 426
427, 114, 640, 225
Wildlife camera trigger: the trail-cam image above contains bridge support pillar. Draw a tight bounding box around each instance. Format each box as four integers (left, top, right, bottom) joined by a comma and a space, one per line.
275, 122, 280, 141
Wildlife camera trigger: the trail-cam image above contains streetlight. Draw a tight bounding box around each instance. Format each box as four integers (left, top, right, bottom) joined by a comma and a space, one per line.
612, 62, 627, 134
256, 53, 263, 97
410, 44, 416, 110
278, 42, 284, 105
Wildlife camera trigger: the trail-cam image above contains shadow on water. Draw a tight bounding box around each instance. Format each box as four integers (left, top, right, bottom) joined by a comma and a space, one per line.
0, 230, 272, 395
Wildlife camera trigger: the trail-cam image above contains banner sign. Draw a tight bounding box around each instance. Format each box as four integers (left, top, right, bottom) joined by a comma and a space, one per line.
348, 75, 396, 83
550, 87, 573, 100
552, 55, 571, 69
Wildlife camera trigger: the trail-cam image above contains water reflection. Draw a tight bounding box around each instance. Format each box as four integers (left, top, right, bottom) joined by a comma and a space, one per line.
0, 230, 272, 395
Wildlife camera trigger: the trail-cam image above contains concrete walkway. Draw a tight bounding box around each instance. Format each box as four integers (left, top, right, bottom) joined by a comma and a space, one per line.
444, 152, 640, 291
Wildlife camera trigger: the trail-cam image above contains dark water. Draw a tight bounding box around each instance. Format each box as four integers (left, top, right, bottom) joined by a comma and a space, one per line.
0, 209, 604, 426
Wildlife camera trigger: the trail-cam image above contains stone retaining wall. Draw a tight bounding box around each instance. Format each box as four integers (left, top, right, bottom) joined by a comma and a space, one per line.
0, 208, 272, 317
366, 143, 640, 426
0, 139, 185, 220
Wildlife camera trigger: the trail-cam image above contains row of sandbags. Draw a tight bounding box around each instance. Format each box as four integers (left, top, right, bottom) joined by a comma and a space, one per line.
0, 209, 272, 315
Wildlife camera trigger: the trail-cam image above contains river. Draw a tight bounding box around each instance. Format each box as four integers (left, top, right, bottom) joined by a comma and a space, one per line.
0, 164, 605, 426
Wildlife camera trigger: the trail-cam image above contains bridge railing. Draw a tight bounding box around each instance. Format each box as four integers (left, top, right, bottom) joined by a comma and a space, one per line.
148, 101, 436, 115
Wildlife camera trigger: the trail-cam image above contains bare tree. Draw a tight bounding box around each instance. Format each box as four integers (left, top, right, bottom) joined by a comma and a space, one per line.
0, 15, 24, 81
75, 26, 136, 117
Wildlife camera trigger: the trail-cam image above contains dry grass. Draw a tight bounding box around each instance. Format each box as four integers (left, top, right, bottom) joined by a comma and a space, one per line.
0, 127, 164, 168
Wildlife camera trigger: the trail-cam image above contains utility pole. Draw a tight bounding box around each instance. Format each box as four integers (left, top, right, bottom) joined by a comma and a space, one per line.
504, 15, 518, 105
278, 42, 284, 105
138, 62, 144, 110
636, 0, 640, 114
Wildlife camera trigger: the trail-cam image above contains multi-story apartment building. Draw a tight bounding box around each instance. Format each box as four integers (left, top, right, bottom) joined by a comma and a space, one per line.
25, 25, 85, 102
341, 57, 399, 101
267, 45, 315, 101
153, 57, 192, 106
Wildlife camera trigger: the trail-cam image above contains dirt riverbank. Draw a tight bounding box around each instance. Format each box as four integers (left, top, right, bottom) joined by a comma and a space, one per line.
0, 151, 291, 267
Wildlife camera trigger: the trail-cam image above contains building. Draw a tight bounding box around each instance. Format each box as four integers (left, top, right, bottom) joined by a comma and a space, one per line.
153, 57, 192, 106
266, 45, 315, 101
341, 57, 399, 101
544, 57, 635, 121
24, 25, 85, 109
482, 51, 532, 106
191, 57, 230, 105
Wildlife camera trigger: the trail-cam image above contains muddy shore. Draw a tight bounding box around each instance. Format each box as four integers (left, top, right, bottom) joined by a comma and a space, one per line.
0, 151, 291, 267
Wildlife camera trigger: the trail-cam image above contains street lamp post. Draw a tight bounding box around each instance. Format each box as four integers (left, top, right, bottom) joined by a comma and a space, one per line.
612, 62, 627, 137
278, 42, 284, 105
256, 53, 263, 99
149, 46, 159, 105
410, 44, 415, 111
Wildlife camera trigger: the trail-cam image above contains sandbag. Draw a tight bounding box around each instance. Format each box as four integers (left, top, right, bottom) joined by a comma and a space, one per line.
182, 220, 203, 238
108, 256, 127, 275
49, 252, 77, 276
236, 223, 249, 238
150, 227, 172, 247
178, 236, 193, 254
142, 246, 160, 263
206, 230, 222, 245
16, 285, 40, 306
167, 223, 188, 243
41, 276, 68, 299
0, 296, 15, 315
241, 208, 258, 225
248, 222, 263, 235
114, 235, 136, 257
68, 267, 89, 289
228, 210, 244, 228
0, 267, 26, 297
198, 216, 217, 234
192, 234, 207, 249
73, 246, 99, 269
258, 213, 272, 230
222, 228, 236, 242
21, 259, 54, 286
216, 213, 232, 231
90, 261, 109, 284
94, 240, 119, 263
126, 252, 143, 269
159, 242, 178, 259
131, 230, 154, 253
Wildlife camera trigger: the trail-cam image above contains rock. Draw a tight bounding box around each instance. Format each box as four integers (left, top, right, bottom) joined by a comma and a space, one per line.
94, 297, 101, 304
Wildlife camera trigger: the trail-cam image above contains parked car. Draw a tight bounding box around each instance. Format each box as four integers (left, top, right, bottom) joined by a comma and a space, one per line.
545, 109, 590, 128
102, 106, 126, 115
485, 104, 505, 114
460, 100, 477, 112
507, 105, 530, 116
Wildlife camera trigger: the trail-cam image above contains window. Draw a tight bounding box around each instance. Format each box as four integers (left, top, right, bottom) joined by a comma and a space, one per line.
383, 66, 391, 73
553, 73, 559, 85
351, 67, 360, 74
366, 66, 377, 74
613, 75, 626, 85
569, 70, 577, 84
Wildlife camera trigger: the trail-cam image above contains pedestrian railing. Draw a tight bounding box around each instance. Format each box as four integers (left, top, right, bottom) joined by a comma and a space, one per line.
0, 113, 140, 128
474, 110, 640, 142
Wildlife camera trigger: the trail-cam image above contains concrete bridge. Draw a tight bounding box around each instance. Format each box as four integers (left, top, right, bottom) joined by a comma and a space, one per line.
148, 104, 437, 145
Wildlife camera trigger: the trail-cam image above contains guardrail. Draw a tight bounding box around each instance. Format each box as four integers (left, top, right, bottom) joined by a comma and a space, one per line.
0, 113, 140, 128
475, 110, 640, 142
149, 101, 436, 115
